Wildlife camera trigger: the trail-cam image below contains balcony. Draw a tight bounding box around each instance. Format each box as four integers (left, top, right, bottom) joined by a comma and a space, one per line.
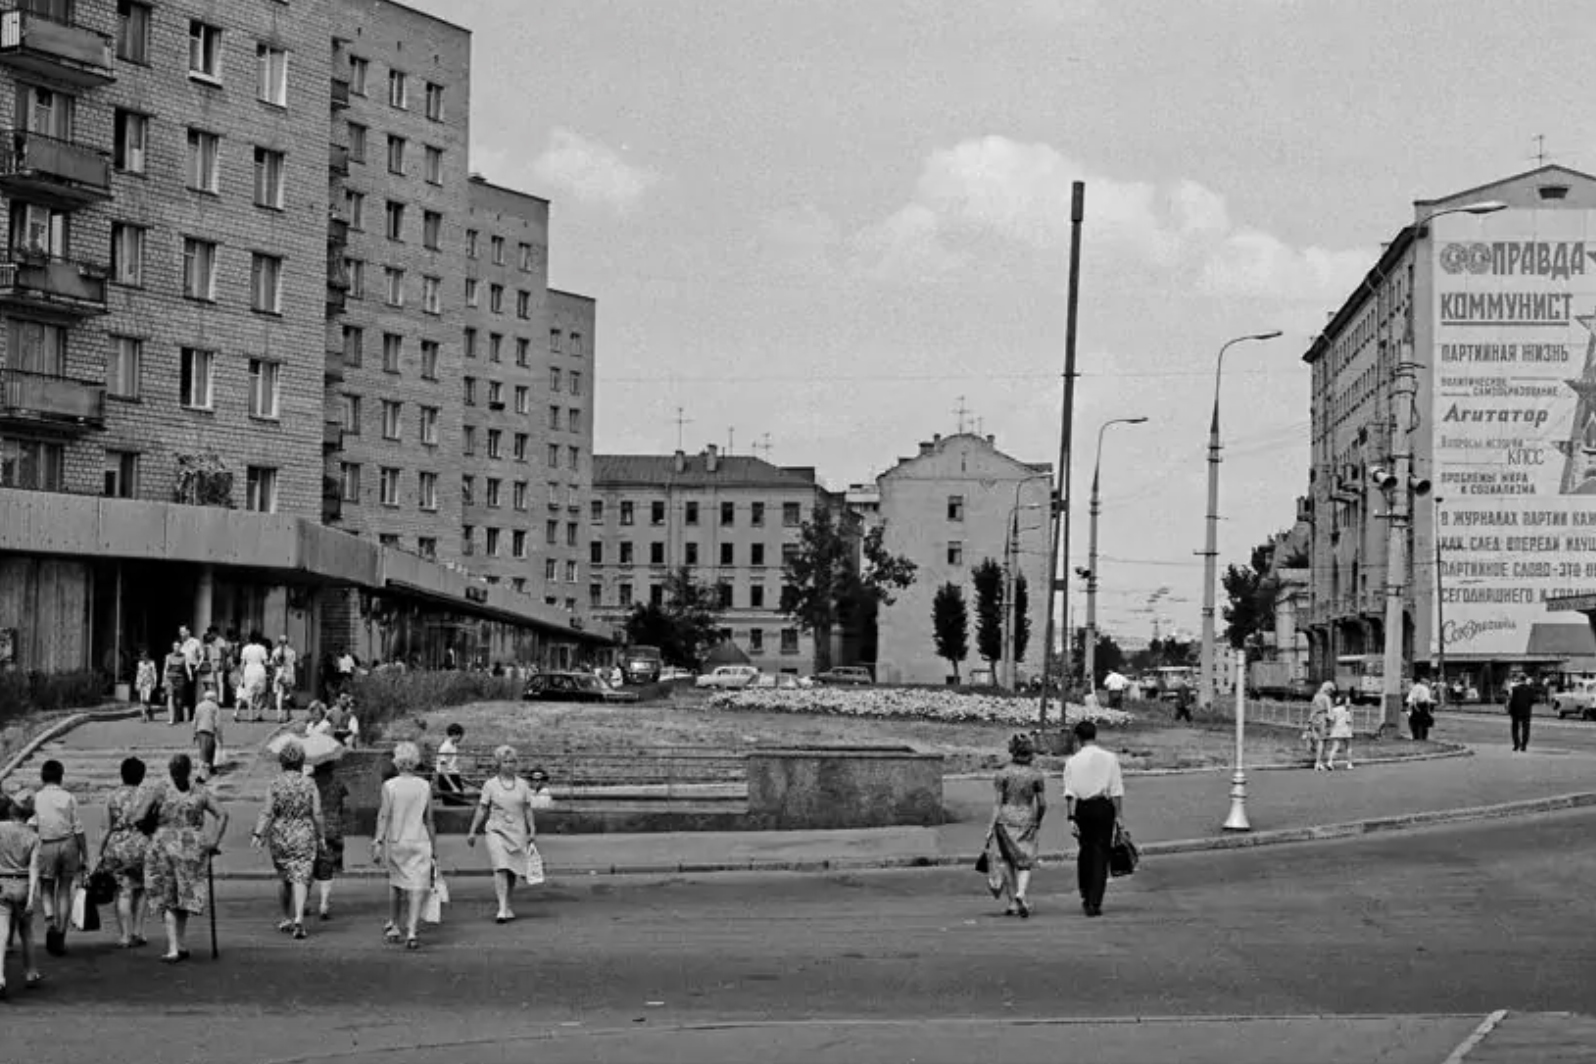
0, 366, 104, 431
329, 141, 349, 175
327, 252, 350, 291
326, 285, 346, 316
324, 347, 344, 383
328, 209, 349, 247
321, 476, 343, 524
0, 8, 115, 87
0, 250, 108, 316
330, 77, 350, 111
0, 130, 111, 208
323, 420, 343, 451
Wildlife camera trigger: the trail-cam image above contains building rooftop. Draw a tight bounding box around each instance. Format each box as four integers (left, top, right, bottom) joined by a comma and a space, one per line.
594, 450, 827, 490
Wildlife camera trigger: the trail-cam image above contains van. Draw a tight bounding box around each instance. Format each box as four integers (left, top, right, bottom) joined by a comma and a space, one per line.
621, 645, 663, 685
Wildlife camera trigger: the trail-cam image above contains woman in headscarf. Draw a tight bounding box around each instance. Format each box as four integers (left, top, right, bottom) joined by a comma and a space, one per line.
137, 753, 228, 963
982, 733, 1048, 918
1309, 681, 1336, 771
251, 741, 324, 938
465, 745, 538, 924
372, 741, 434, 950
98, 757, 152, 948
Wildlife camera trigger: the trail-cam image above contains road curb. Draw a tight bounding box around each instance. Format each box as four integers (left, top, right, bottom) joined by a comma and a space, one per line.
206, 788, 1596, 882
0, 705, 145, 786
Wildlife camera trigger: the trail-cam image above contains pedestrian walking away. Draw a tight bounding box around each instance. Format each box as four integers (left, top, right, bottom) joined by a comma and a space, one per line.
372, 742, 435, 951
193, 685, 223, 782
311, 761, 349, 920
467, 745, 541, 923
252, 741, 324, 940
1324, 697, 1354, 770
239, 632, 271, 723
0, 790, 44, 996
271, 635, 298, 723
32, 759, 87, 957
1507, 674, 1536, 752
98, 757, 152, 949
980, 733, 1046, 918
1406, 679, 1435, 741
135, 753, 228, 963
1062, 720, 1124, 917
1308, 682, 1334, 770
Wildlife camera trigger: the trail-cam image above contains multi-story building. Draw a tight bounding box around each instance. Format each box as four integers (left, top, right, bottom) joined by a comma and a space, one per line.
1300, 164, 1596, 699
588, 445, 847, 674
875, 432, 1051, 685
0, 0, 606, 685
543, 288, 595, 614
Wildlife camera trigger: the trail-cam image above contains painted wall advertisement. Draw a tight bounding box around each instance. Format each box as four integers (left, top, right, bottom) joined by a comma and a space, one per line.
1432, 208, 1596, 660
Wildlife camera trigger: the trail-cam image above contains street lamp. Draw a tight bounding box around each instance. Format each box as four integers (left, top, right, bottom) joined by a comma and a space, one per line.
1199, 331, 1284, 712
1001, 473, 1053, 690
1083, 417, 1147, 690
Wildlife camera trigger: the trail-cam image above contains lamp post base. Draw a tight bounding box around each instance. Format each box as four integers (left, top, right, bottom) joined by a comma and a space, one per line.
1222, 770, 1251, 832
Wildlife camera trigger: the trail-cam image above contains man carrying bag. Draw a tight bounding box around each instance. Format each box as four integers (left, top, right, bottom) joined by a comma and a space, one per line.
1062, 719, 1125, 918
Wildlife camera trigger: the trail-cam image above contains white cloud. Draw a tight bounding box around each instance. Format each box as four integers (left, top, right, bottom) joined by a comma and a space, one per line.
530, 127, 661, 214
1198, 228, 1372, 301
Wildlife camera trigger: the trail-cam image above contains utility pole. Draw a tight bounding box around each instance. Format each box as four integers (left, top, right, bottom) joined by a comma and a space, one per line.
1038, 181, 1084, 726
1435, 495, 1447, 709
1379, 351, 1420, 733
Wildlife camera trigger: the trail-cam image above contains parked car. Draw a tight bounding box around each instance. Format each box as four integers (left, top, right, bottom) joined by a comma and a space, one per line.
1553, 679, 1596, 719
814, 666, 874, 686
524, 671, 640, 704
659, 666, 696, 683
620, 646, 664, 685
754, 672, 801, 689
695, 665, 761, 689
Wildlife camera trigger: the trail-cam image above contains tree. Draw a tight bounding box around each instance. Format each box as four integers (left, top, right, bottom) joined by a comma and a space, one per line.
971, 559, 1004, 668
622, 567, 722, 669
1222, 538, 1281, 652
782, 508, 917, 672
1011, 574, 1031, 663
931, 583, 969, 682
1071, 628, 1125, 686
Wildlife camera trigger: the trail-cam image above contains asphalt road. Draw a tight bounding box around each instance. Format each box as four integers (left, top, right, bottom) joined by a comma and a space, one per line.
4, 809, 1594, 1063
1435, 708, 1596, 755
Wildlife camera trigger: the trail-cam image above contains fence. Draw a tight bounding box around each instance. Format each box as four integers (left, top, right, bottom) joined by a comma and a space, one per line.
1234, 698, 1384, 735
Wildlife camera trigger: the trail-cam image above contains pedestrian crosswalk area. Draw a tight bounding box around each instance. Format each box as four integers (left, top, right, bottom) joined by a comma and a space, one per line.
1454, 1011, 1596, 1063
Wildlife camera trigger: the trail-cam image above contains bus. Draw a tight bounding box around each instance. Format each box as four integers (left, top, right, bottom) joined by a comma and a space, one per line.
1335, 654, 1410, 705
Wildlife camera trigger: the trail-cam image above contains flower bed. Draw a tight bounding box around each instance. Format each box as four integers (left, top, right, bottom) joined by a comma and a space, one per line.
704, 687, 1134, 727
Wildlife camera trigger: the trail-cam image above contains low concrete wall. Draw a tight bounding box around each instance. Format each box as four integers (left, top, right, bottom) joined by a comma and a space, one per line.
745, 746, 944, 830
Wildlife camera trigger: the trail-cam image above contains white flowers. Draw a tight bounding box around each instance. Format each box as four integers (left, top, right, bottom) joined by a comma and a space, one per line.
704, 687, 1134, 727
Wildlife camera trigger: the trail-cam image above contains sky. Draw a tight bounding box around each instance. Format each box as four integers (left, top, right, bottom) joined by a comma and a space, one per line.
407, 0, 1596, 639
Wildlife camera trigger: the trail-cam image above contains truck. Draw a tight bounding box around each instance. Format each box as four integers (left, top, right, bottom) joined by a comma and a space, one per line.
1247, 659, 1311, 701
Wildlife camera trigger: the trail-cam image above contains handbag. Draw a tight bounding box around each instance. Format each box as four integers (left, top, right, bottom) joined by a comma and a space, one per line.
87, 867, 118, 907
524, 843, 546, 887
71, 884, 101, 933
1109, 822, 1140, 878
136, 797, 161, 837
421, 867, 449, 924
974, 850, 990, 875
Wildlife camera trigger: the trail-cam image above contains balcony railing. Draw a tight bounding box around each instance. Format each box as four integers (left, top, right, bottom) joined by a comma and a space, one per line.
0, 7, 115, 87
0, 366, 104, 429
0, 249, 108, 315
326, 286, 346, 316
323, 420, 344, 450
327, 252, 350, 290
328, 212, 349, 247
325, 347, 344, 383
329, 141, 349, 175
330, 77, 350, 110
0, 129, 111, 207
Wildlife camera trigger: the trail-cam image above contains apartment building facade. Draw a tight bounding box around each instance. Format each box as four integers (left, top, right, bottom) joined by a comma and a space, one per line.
588, 446, 845, 674
0, 0, 605, 683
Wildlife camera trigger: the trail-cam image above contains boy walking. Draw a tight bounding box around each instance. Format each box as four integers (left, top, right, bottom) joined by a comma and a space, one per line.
0, 791, 43, 996
32, 759, 85, 956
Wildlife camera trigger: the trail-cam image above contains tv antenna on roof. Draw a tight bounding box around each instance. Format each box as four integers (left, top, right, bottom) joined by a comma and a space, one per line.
1532, 133, 1549, 166
753, 433, 773, 459
953, 395, 971, 434
673, 407, 693, 450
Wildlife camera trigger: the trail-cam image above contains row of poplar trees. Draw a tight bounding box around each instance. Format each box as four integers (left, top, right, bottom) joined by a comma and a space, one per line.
931, 559, 1029, 683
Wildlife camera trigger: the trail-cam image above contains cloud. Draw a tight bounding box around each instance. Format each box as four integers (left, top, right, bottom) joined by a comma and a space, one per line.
530, 127, 661, 214
762, 205, 843, 273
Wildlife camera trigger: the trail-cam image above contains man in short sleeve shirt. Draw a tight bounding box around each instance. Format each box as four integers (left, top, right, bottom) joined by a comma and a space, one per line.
1062, 719, 1124, 917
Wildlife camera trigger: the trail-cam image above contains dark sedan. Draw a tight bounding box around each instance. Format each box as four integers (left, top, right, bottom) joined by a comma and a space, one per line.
523, 671, 640, 703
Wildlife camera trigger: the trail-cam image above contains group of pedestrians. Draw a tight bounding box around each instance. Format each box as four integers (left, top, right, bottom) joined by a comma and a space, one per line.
134, 625, 300, 727
1305, 682, 1357, 771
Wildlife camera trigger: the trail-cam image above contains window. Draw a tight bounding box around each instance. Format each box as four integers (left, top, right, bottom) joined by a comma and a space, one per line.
422, 275, 440, 314
348, 56, 368, 95
386, 135, 406, 175
549, 329, 563, 353
717, 583, 733, 609
0, 438, 62, 491
425, 81, 444, 120
342, 325, 364, 366
751, 543, 766, 567
488, 334, 502, 362
462, 426, 475, 455
783, 503, 802, 527
512, 530, 527, 559
341, 394, 361, 432
422, 210, 441, 249
461, 475, 475, 504
113, 111, 148, 173
491, 235, 505, 264
381, 400, 401, 440
548, 405, 561, 431
720, 501, 735, 526
463, 327, 478, 358
345, 190, 365, 230
565, 561, 578, 583
385, 200, 404, 241
570, 371, 583, 397
179, 348, 213, 408
464, 278, 478, 307
378, 534, 399, 549
117, 0, 151, 63
186, 129, 219, 192
461, 526, 474, 556
347, 123, 367, 163
545, 520, 558, 546
544, 559, 557, 581
751, 502, 765, 526
650, 500, 665, 525
250, 254, 282, 313
720, 543, 734, 566
650, 542, 665, 565
103, 450, 138, 499
570, 333, 585, 357
947, 495, 965, 522
515, 337, 530, 366
188, 21, 221, 80
487, 429, 502, 460
418, 471, 437, 510
946, 541, 964, 566
590, 541, 603, 564
463, 376, 477, 406
256, 44, 287, 106
516, 290, 530, 319
520, 242, 536, 271
550, 367, 562, 393
620, 542, 634, 564
346, 259, 365, 298
110, 224, 144, 285
781, 629, 800, 654
419, 537, 437, 561
247, 359, 279, 419
511, 480, 528, 510
379, 467, 400, 506
515, 386, 529, 415
781, 543, 799, 566
466, 229, 479, 258
487, 381, 503, 408
423, 145, 442, 184
685, 542, 700, 565
107, 337, 141, 398
589, 583, 602, 608
685, 502, 700, 525
749, 628, 764, 652
253, 148, 285, 209
619, 583, 633, 607
383, 267, 404, 306
244, 467, 277, 512
486, 478, 501, 508
388, 69, 408, 109
513, 433, 528, 461
490, 284, 504, 313
382, 332, 402, 373
567, 522, 578, 547
338, 462, 360, 502
620, 501, 634, 526
750, 585, 765, 609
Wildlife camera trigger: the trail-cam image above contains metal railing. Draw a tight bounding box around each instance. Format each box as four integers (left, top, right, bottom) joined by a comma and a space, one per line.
437, 744, 748, 802
0, 365, 104, 424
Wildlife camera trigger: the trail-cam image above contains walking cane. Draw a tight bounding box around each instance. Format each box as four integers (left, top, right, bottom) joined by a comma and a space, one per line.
208, 852, 219, 960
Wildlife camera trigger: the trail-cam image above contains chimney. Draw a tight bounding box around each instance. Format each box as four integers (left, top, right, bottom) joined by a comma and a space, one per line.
933, 433, 942, 444
673, 449, 687, 474
918, 441, 934, 457
986, 434, 995, 446
705, 443, 719, 473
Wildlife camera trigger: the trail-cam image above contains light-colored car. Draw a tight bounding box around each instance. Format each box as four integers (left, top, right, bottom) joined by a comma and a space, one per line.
1553, 679, 1596, 719
695, 665, 761, 689
659, 666, 695, 683
754, 672, 801, 689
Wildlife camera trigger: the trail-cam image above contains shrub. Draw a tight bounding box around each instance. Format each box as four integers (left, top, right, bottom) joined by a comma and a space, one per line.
349, 669, 520, 738
0, 668, 110, 723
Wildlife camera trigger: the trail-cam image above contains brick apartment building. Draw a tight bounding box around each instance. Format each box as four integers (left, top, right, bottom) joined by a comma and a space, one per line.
0, 0, 606, 689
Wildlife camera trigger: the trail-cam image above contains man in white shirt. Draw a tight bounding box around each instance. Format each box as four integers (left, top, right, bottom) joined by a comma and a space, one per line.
1103, 671, 1129, 709
1406, 680, 1434, 741
179, 625, 204, 723
1062, 719, 1125, 917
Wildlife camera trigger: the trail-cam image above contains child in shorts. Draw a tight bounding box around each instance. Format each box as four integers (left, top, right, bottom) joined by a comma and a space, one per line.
0, 791, 43, 997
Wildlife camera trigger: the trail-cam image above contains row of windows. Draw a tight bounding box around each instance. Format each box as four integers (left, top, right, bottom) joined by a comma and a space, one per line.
98, 336, 281, 416
344, 51, 447, 121
337, 462, 442, 511
591, 540, 793, 569
459, 524, 581, 574
109, 228, 296, 311
464, 373, 584, 407
464, 229, 540, 272
1, 432, 278, 510
346, 123, 446, 184
106, 6, 298, 108
591, 499, 804, 527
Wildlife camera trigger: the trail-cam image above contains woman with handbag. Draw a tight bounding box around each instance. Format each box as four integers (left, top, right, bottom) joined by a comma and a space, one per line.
372, 741, 434, 951
251, 741, 325, 939
98, 757, 152, 948
136, 754, 229, 963
465, 745, 539, 924
980, 733, 1047, 918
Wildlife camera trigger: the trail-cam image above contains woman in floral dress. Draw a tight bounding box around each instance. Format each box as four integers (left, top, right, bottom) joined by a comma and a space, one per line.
98, 757, 151, 948
251, 741, 324, 939
982, 733, 1048, 918
137, 753, 228, 963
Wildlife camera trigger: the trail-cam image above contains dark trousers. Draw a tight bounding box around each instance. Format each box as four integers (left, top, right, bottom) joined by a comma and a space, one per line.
1511, 713, 1532, 750
1075, 797, 1117, 911
182, 674, 198, 720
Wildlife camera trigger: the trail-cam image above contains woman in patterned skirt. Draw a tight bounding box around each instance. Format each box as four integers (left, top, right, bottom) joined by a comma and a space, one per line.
137, 754, 228, 963
252, 741, 324, 939
982, 733, 1048, 918
98, 757, 152, 948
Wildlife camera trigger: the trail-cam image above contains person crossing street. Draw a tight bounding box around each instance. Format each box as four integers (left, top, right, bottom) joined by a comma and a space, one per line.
1062, 720, 1124, 918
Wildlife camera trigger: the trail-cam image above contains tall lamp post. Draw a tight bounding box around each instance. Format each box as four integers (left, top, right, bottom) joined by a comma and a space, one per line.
1199, 331, 1283, 712
1001, 473, 1052, 690
1377, 199, 1507, 731
1083, 417, 1147, 689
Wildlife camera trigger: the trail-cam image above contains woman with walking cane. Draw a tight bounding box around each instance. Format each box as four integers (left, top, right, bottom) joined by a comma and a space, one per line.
136, 753, 228, 963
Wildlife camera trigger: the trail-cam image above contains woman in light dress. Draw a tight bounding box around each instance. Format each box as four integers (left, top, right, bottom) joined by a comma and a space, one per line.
271, 636, 297, 723
466, 745, 539, 923
982, 733, 1047, 918
1324, 696, 1355, 771
1308, 681, 1335, 771
371, 741, 434, 951
238, 631, 271, 722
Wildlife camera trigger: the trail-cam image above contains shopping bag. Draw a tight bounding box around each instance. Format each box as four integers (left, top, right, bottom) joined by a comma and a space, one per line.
524, 843, 546, 886
1109, 822, 1140, 878
70, 885, 100, 932
421, 868, 449, 924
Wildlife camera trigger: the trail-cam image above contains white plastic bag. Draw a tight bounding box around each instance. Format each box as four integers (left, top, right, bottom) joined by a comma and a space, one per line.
70, 885, 90, 931
524, 843, 546, 887
421, 871, 448, 924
